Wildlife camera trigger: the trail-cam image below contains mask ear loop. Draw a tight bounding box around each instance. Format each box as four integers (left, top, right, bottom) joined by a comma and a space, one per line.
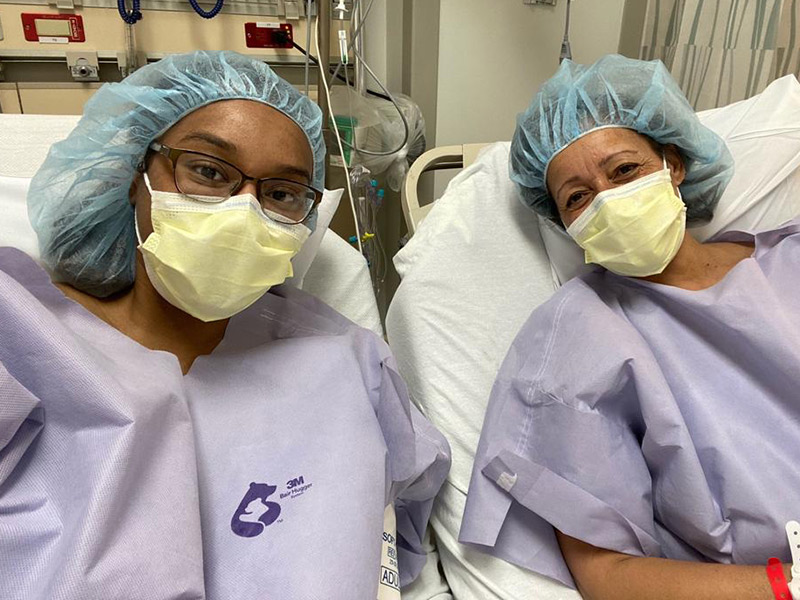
663, 153, 684, 201
134, 172, 154, 246
134, 206, 145, 246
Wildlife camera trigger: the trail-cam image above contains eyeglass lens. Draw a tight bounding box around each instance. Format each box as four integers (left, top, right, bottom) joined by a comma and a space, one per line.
174, 152, 315, 224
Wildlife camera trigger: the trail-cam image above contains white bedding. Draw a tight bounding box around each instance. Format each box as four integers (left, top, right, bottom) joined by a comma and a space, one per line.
0, 114, 382, 336
388, 75, 800, 599
389, 143, 572, 600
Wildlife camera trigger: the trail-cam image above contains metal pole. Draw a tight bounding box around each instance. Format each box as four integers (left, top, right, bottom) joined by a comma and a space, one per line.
354, 0, 366, 95
318, 0, 333, 187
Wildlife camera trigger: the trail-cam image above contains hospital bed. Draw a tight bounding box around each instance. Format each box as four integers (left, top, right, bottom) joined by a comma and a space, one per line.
389, 74, 800, 600
0, 113, 383, 338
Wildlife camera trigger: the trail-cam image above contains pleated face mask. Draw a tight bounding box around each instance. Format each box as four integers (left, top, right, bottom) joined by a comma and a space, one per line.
136, 173, 310, 322
566, 158, 687, 277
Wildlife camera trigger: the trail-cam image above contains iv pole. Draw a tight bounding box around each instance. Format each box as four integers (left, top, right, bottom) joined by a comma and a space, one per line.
316, 0, 333, 187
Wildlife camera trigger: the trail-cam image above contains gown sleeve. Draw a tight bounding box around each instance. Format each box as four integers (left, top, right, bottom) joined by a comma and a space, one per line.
0, 360, 44, 486
459, 291, 662, 588
370, 336, 451, 587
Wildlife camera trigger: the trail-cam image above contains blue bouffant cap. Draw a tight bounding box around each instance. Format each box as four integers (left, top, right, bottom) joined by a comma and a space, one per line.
29, 50, 325, 297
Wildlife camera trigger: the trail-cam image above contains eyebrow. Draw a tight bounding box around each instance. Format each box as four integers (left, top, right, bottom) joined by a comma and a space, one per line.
599, 149, 640, 167
177, 132, 313, 183
273, 165, 313, 182
178, 131, 237, 153
555, 175, 584, 202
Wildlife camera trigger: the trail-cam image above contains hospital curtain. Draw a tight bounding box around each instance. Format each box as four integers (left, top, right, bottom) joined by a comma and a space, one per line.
637, 0, 799, 110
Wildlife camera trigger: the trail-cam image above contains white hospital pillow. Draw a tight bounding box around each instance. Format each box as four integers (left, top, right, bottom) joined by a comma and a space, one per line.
285, 188, 343, 287
303, 231, 383, 336
0, 174, 342, 289
691, 75, 800, 240
0, 114, 82, 179
542, 74, 800, 285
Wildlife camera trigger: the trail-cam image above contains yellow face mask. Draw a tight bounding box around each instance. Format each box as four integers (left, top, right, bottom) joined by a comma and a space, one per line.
136, 174, 311, 322
565, 160, 687, 278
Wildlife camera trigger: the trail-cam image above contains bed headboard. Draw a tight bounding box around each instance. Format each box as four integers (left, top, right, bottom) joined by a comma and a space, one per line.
401, 142, 488, 235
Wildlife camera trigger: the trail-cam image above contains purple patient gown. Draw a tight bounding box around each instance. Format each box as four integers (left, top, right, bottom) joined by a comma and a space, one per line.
0, 248, 450, 600
460, 219, 800, 588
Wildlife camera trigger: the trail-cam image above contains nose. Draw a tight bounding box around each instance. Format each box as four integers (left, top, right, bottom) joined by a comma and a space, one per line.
592, 175, 618, 195
237, 178, 259, 197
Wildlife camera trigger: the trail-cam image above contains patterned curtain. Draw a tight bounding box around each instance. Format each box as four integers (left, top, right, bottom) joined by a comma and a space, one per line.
638, 0, 798, 110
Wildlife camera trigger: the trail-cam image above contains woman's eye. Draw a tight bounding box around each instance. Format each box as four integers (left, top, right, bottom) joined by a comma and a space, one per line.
266, 189, 297, 204
193, 164, 226, 182
566, 192, 588, 209
616, 163, 639, 177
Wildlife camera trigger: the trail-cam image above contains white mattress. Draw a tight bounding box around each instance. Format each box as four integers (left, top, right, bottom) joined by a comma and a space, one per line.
0, 114, 382, 337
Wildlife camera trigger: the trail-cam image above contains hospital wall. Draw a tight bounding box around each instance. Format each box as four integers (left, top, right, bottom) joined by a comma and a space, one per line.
423, 0, 629, 197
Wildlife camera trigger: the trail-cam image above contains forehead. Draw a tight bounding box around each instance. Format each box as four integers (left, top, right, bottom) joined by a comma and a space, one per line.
161, 99, 314, 175
547, 128, 655, 186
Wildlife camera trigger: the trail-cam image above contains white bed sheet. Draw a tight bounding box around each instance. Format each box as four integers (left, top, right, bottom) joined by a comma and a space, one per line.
0, 114, 382, 336
388, 75, 800, 600
388, 143, 574, 600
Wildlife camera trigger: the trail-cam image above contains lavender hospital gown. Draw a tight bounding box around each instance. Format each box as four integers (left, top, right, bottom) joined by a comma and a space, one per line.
460, 218, 800, 588
0, 248, 450, 599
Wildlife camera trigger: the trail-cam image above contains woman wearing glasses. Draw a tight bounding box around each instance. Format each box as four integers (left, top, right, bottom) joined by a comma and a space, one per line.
0, 51, 449, 599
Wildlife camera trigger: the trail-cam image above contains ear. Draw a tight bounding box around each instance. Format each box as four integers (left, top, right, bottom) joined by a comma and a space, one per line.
129, 172, 143, 207
663, 144, 686, 187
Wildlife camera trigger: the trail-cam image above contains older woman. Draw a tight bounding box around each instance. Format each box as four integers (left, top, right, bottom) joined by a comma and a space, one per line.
460, 54, 799, 599
0, 51, 449, 599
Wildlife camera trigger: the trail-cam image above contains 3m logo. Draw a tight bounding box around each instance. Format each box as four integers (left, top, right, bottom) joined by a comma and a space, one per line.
280, 474, 313, 499
230, 482, 282, 538
286, 476, 305, 489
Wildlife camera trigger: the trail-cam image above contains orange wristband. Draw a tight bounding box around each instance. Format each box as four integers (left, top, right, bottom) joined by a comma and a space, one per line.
767, 557, 792, 600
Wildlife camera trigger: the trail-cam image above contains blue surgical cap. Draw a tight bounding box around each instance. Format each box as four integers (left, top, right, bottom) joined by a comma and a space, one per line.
510, 54, 734, 224
28, 50, 325, 297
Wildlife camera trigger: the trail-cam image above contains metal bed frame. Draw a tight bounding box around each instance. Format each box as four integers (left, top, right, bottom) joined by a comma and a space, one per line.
400, 142, 488, 235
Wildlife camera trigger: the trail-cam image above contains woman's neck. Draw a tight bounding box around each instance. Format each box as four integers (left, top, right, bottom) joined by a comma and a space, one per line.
57, 253, 228, 374
643, 232, 754, 290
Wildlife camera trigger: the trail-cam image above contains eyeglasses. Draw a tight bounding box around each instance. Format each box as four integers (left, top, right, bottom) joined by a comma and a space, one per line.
148, 142, 322, 225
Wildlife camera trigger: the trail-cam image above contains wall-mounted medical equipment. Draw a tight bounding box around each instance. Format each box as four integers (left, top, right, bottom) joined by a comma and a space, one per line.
560, 0, 571, 62
244, 22, 293, 48
117, 0, 142, 24
66, 50, 99, 80
520, 0, 571, 62
186, 0, 223, 19
0, 1, 349, 116
0, 0, 350, 19
21, 13, 85, 42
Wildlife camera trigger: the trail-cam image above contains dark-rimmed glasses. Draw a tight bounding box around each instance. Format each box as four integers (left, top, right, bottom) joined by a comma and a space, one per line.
148, 142, 321, 225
